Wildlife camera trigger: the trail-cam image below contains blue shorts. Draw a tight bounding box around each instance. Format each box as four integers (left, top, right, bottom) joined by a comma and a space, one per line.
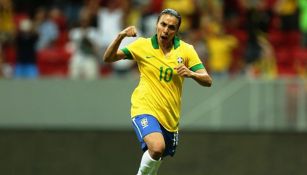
132, 114, 179, 157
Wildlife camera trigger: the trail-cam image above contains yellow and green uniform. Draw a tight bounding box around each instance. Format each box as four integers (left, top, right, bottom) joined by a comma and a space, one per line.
121, 35, 204, 132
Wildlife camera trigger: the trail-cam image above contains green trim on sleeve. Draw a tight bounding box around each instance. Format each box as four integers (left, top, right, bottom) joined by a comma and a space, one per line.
121, 47, 133, 60
190, 63, 205, 72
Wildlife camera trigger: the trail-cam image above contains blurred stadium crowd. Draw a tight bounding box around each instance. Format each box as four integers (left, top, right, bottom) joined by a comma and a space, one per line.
0, 0, 306, 80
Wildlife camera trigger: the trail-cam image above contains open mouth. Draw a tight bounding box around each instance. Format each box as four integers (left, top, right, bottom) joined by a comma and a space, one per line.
161, 35, 168, 40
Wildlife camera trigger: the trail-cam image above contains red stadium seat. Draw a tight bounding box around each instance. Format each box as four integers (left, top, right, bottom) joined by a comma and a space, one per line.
230, 29, 248, 44
268, 31, 284, 48
285, 31, 301, 47
13, 13, 28, 29
37, 46, 71, 77
268, 30, 301, 49
292, 47, 307, 65
275, 47, 296, 76
55, 31, 69, 47
2, 45, 16, 65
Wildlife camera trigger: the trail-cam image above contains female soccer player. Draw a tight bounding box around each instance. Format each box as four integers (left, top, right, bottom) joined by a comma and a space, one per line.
103, 8, 212, 175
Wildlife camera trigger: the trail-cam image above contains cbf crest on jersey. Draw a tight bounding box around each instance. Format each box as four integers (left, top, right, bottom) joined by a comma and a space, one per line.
177, 57, 183, 64
141, 117, 148, 128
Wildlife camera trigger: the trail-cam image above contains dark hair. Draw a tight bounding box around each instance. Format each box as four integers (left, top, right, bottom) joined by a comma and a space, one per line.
157, 8, 181, 30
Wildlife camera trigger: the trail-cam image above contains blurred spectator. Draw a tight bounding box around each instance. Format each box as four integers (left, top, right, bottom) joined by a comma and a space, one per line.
0, 0, 15, 40
244, 32, 262, 68
200, 0, 223, 23
0, 44, 15, 78
97, 0, 137, 76
298, 0, 307, 47
97, 0, 124, 52
184, 29, 208, 63
14, 18, 39, 79
121, 0, 140, 28
61, 0, 83, 28
204, 20, 238, 78
82, 0, 100, 28
274, 0, 298, 32
292, 47, 307, 79
4, 0, 305, 79
240, 0, 275, 76
137, 0, 163, 36
243, 0, 273, 34
223, 0, 244, 30
49, 6, 67, 32
246, 34, 277, 78
0, 0, 15, 78
33, 7, 59, 50
68, 8, 100, 80
162, 0, 197, 35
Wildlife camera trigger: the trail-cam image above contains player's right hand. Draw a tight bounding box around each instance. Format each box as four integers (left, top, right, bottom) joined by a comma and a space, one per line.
119, 26, 137, 38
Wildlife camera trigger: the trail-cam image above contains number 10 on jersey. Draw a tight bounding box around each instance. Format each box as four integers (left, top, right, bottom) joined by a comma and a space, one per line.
159, 66, 173, 82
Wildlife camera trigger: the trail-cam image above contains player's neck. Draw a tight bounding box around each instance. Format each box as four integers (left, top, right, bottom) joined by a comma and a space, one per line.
159, 41, 173, 55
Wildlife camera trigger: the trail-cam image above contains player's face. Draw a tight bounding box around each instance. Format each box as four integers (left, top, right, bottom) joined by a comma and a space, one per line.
156, 14, 179, 46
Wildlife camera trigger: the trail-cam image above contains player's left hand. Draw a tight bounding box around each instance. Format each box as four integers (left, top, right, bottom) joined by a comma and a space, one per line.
175, 64, 193, 78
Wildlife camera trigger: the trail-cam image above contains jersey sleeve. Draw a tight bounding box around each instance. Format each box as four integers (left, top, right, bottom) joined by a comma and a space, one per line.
120, 38, 143, 60
186, 45, 205, 72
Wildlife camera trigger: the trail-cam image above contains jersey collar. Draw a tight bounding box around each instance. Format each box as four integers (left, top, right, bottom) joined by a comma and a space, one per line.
151, 34, 180, 50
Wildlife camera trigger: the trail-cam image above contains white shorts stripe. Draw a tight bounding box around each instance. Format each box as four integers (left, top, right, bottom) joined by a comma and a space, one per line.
132, 118, 143, 138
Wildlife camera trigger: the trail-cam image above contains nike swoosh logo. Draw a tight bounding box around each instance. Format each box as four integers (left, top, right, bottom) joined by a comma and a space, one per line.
145, 56, 155, 59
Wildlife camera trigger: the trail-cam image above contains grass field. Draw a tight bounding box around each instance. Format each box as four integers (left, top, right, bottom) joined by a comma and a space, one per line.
1, 130, 307, 175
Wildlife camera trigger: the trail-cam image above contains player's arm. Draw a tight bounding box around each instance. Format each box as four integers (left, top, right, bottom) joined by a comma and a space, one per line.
103, 26, 137, 63
175, 65, 212, 87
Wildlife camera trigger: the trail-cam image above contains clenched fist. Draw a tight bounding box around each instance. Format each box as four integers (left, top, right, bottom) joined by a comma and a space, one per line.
119, 26, 137, 38
175, 64, 193, 78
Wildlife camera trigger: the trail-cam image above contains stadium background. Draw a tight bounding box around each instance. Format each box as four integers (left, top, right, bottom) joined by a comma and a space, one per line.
1, 0, 307, 175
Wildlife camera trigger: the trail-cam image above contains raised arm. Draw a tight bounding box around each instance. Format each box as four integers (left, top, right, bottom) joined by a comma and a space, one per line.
103, 26, 137, 63
175, 65, 212, 87
190, 68, 212, 87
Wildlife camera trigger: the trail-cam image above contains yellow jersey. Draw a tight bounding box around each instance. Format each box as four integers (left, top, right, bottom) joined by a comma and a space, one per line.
206, 35, 237, 72
121, 35, 204, 132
